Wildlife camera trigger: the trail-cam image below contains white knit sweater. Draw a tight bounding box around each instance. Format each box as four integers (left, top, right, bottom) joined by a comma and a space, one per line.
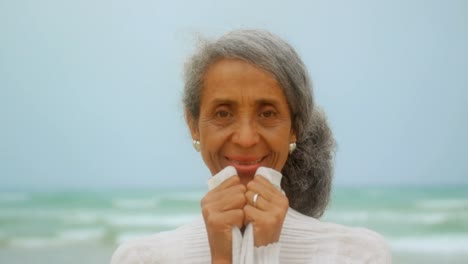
111, 167, 392, 264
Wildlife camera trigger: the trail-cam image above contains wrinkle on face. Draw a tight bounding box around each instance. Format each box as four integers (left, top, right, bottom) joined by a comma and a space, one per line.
187, 58, 296, 184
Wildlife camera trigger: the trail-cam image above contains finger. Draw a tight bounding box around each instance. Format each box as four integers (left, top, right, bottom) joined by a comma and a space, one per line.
216, 175, 242, 190
255, 174, 285, 196
244, 202, 283, 223
245, 190, 267, 210
245, 187, 289, 215
243, 204, 254, 225
244, 204, 283, 247
202, 184, 246, 210
243, 204, 263, 224
254, 175, 284, 195
207, 176, 242, 199
223, 209, 244, 230
246, 177, 277, 202
204, 209, 244, 231
221, 192, 247, 211
202, 178, 245, 204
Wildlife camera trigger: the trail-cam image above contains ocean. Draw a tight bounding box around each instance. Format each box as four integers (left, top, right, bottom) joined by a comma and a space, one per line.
0, 186, 467, 263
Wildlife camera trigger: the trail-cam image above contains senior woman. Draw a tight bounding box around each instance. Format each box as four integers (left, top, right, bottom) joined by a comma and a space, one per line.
111, 29, 391, 264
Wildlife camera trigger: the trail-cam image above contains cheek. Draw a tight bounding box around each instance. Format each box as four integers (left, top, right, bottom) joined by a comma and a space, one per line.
199, 126, 230, 154
199, 129, 232, 175
264, 127, 292, 167
264, 127, 292, 148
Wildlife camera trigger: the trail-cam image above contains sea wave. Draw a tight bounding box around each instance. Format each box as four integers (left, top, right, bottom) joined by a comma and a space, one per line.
0, 208, 106, 224
61, 211, 101, 224
415, 199, 468, 210
112, 197, 161, 209
389, 234, 468, 253
8, 237, 61, 248
325, 210, 468, 225
0, 192, 30, 203
0, 208, 66, 220
160, 191, 205, 203
104, 213, 199, 228
7, 231, 468, 253
57, 228, 106, 242
7, 228, 106, 248
115, 231, 156, 244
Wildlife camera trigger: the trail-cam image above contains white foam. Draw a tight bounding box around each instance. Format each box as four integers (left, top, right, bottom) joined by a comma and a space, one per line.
390, 235, 468, 253
0, 208, 106, 225
116, 231, 155, 244
8, 237, 60, 248
0, 208, 65, 219
416, 199, 468, 210
324, 211, 371, 222
105, 213, 198, 228
379, 211, 452, 225
324, 210, 466, 225
113, 197, 160, 209
57, 228, 105, 242
162, 191, 205, 202
8, 228, 106, 248
60, 210, 101, 224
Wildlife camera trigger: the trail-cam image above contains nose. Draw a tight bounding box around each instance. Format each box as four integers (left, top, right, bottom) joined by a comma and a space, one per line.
231, 119, 259, 148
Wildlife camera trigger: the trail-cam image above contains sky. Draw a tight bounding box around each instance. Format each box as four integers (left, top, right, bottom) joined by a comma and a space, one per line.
1, 0, 467, 190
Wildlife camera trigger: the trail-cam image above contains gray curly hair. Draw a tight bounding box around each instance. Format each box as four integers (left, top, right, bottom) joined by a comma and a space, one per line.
183, 29, 335, 218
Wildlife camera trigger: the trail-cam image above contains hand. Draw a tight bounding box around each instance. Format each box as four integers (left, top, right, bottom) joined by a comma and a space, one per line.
201, 176, 246, 263
244, 175, 289, 247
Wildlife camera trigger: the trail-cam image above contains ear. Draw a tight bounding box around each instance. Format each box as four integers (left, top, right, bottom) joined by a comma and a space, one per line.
290, 128, 297, 143
185, 109, 199, 140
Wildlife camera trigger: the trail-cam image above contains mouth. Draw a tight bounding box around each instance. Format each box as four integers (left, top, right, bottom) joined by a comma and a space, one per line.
227, 157, 264, 165
225, 155, 268, 178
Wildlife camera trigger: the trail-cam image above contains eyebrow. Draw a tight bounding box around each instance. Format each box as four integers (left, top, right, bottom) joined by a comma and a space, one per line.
209, 97, 282, 107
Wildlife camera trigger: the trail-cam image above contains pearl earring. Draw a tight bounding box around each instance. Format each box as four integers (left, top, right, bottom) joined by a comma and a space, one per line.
192, 140, 201, 152
289, 142, 296, 154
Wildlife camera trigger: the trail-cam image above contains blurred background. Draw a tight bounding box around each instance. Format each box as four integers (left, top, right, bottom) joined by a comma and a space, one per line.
1, 0, 467, 263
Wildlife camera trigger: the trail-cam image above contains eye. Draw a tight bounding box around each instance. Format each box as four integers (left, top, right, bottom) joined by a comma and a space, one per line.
215, 110, 232, 118
259, 110, 276, 118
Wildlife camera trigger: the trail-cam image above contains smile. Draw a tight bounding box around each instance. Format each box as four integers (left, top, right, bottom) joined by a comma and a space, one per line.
227, 157, 264, 165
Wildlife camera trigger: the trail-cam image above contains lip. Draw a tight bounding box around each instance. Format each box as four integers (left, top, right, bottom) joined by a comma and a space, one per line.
225, 155, 267, 176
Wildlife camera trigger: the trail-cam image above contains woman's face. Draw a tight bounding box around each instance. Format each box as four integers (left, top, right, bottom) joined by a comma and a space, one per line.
188, 58, 296, 185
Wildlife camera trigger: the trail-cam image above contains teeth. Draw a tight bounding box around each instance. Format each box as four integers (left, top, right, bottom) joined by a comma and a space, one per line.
230, 158, 262, 165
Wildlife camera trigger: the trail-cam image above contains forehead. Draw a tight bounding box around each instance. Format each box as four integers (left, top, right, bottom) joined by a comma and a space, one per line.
201, 58, 288, 106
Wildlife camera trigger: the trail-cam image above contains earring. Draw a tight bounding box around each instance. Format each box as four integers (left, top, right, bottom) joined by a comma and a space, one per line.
289, 142, 296, 154
192, 140, 201, 152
